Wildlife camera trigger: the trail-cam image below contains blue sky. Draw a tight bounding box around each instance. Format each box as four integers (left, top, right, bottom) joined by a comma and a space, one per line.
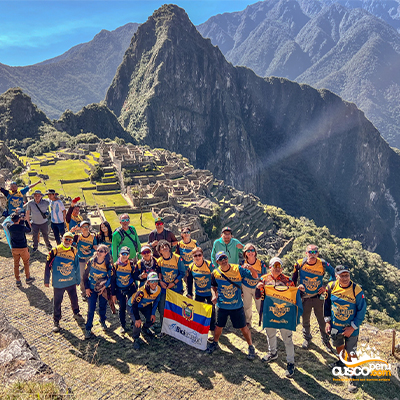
0, 1, 254, 66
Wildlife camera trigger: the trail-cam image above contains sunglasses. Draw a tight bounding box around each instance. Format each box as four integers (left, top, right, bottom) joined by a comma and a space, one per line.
120, 252, 129, 256
155, 222, 164, 226
182, 231, 190, 234
217, 256, 228, 261
141, 250, 151, 255
193, 254, 202, 258
97, 250, 107, 254
64, 238, 73, 242
307, 250, 318, 255
272, 262, 282, 268
121, 219, 130, 222
246, 249, 256, 253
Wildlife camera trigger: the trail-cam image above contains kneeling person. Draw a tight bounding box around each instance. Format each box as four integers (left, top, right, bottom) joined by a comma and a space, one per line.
208, 251, 259, 360
128, 272, 161, 350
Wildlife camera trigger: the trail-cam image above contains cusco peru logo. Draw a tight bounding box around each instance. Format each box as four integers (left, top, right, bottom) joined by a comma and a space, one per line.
332, 343, 391, 380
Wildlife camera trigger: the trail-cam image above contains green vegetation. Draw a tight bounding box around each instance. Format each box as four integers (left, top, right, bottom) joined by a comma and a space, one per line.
200, 206, 221, 240
90, 164, 104, 182
0, 381, 64, 400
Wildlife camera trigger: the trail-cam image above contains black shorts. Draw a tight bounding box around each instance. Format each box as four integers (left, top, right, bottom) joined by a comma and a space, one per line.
216, 306, 246, 329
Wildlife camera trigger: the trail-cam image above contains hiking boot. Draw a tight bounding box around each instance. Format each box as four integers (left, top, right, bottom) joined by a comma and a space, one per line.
73, 313, 85, 323
26, 277, 35, 284
133, 339, 141, 350
52, 323, 60, 333
347, 376, 358, 393
329, 359, 346, 369
16, 280, 22, 287
301, 339, 310, 349
120, 326, 126, 334
285, 363, 295, 378
247, 345, 256, 360
100, 320, 107, 331
206, 341, 220, 355
262, 352, 278, 363
143, 327, 155, 337
85, 330, 92, 340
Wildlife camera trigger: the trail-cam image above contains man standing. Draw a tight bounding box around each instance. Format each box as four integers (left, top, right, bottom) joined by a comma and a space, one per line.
46, 189, 66, 245
8, 211, 34, 287
324, 265, 367, 392
44, 232, 84, 332
211, 227, 243, 267
148, 217, 178, 258
292, 244, 335, 350
112, 213, 141, 262
25, 190, 52, 252
207, 251, 258, 360
1, 179, 41, 217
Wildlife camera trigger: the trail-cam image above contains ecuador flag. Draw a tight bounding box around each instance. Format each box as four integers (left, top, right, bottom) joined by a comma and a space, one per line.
161, 289, 212, 350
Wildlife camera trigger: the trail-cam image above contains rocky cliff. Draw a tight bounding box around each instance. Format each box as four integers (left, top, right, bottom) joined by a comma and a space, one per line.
106, 4, 400, 266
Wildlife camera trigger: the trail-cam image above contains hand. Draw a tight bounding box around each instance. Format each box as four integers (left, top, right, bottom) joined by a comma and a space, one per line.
325, 322, 331, 335
112, 295, 117, 304
151, 315, 156, 323
100, 286, 106, 295
135, 319, 142, 328
167, 282, 175, 289
186, 294, 193, 299
298, 284, 305, 292
160, 281, 167, 289
82, 249, 90, 255
44, 283, 49, 288
211, 296, 218, 305
140, 272, 147, 280
256, 282, 264, 291
318, 286, 326, 295
86, 289, 92, 297
152, 240, 158, 248
343, 326, 355, 338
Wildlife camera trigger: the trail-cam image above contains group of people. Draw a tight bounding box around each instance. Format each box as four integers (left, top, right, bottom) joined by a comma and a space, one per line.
2, 183, 367, 391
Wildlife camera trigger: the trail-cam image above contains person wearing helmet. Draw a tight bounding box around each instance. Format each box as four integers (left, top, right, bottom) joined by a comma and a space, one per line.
127, 272, 161, 350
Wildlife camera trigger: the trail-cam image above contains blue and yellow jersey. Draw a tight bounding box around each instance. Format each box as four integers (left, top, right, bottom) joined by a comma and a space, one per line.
241, 259, 267, 289
177, 239, 198, 270
211, 264, 253, 310
188, 260, 214, 297
67, 214, 83, 231
293, 257, 335, 297
7, 187, 28, 214
97, 234, 112, 254
262, 285, 303, 331
83, 256, 112, 291
325, 280, 367, 336
157, 253, 186, 293
44, 245, 80, 288
128, 284, 161, 316
111, 260, 138, 293
74, 233, 97, 260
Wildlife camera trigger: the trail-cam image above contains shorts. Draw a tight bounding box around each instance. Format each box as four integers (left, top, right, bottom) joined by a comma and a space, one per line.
332, 334, 359, 355
216, 306, 246, 329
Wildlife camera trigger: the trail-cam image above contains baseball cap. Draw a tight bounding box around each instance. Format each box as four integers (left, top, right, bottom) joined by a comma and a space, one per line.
141, 245, 152, 254
119, 246, 130, 255
80, 220, 90, 227
269, 257, 283, 267
155, 217, 164, 224
335, 265, 350, 275
33, 190, 43, 195
45, 189, 58, 195
216, 251, 228, 261
147, 272, 159, 282
221, 226, 232, 233
63, 232, 74, 239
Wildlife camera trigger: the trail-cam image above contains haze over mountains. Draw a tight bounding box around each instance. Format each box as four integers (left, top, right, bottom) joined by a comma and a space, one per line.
0, 23, 138, 119
198, 0, 400, 147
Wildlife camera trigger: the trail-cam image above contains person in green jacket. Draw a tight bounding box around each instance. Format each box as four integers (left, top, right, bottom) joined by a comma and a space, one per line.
211, 226, 243, 267
111, 214, 141, 262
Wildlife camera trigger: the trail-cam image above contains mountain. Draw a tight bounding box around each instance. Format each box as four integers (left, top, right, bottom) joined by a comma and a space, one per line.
105, 4, 400, 266
0, 23, 139, 119
197, 0, 400, 148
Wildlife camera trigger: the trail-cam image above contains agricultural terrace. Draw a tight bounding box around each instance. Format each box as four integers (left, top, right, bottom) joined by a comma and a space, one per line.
19, 152, 128, 208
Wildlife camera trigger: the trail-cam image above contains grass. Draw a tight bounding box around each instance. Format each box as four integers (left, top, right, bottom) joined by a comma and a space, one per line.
0, 381, 64, 400
103, 210, 154, 234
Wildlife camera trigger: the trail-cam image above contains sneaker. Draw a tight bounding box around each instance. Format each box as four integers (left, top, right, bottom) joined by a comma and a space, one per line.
206, 341, 220, 355
247, 345, 256, 360
301, 339, 310, 349
26, 277, 35, 284
285, 363, 295, 378
100, 320, 107, 331
85, 330, 92, 340
329, 359, 346, 369
16, 280, 22, 287
81, 296, 87, 302
133, 339, 141, 350
73, 313, 85, 323
347, 376, 358, 393
143, 327, 155, 337
120, 326, 126, 334
262, 352, 278, 363
157, 332, 167, 339
52, 323, 60, 333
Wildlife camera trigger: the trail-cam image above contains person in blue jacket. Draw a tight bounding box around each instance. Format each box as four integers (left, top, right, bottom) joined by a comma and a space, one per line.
83, 244, 113, 339
44, 232, 84, 333
127, 272, 161, 350
211, 226, 243, 266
